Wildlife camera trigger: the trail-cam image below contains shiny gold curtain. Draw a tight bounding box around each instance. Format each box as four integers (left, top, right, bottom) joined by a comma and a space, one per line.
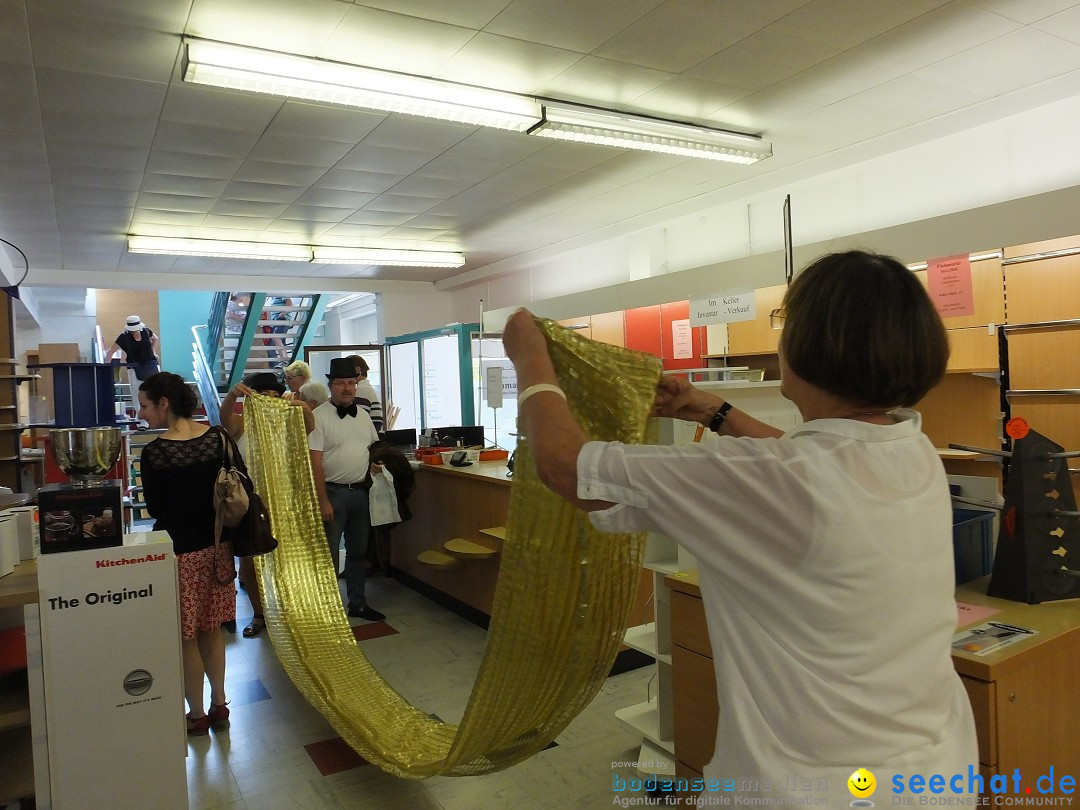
243, 319, 661, 777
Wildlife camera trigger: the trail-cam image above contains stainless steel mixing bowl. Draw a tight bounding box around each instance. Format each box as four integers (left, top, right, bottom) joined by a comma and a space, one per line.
49, 427, 123, 485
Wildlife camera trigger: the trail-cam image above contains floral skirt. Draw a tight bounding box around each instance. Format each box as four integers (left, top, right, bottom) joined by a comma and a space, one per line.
177, 543, 236, 641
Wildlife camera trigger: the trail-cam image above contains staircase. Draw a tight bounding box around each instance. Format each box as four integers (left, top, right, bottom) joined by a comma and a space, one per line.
206, 292, 326, 391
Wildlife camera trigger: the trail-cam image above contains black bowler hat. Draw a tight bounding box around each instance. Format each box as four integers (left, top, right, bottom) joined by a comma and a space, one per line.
243, 372, 286, 395
326, 357, 360, 380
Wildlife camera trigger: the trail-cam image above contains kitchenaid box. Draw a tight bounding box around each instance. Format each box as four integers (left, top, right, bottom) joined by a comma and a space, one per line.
38, 481, 123, 554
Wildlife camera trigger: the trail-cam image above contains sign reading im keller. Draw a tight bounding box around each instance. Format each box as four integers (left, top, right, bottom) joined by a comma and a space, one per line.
690, 290, 756, 326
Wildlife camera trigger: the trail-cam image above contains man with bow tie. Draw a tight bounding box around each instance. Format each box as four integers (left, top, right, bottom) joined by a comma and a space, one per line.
309, 357, 385, 621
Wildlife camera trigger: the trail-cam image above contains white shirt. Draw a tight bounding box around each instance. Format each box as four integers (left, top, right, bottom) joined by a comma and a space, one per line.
577, 410, 978, 801
308, 400, 379, 484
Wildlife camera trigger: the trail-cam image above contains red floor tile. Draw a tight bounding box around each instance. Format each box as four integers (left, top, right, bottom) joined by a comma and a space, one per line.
304, 737, 369, 776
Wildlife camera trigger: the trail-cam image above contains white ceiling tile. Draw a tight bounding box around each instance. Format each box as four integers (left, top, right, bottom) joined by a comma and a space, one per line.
142, 173, 229, 197
130, 209, 209, 228
364, 194, 440, 214
916, 27, 1080, 96
359, 117, 476, 154
248, 135, 355, 168
1031, 3, 1080, 44
0, 1, 30, 64
232, 162, 326, 187
627, 75, 752, 122
160, 82, 282, 132
341, 211, 414, 226
47, 141, 150, 172
766, 0, 951, 49
279, 204, 354, 223
321, 5, 477, 74
146, 150, 243, 179
335, 145, 435, 175
294, 187, 378, 208
688, 30, 840, 90
384, 175, 478, 199
221, 181, 303, 204
404, 213, 461, 229
316, 168, 407, 194
410, 155, 508, 182
707, 84, 820, 132
594, 1, 758, 73
49, 165, 143, 191
208, 200, 290, 218
380, 226, 447, 240
354, 0, 511, 29
28, 10, 177, 83
866, 2, 1022, 75
134, 191, 215, 213
970, 0, 1080, 25
433, 32, 585, 94
200, 214, 278, 231
29, 0, 192, 32
539, 55, 673, 108
37, 67, 166, 120
265, 102, 386, 142
57, 186, 139, 208
711, 0, 815, 28
186, 0, 351, 55
485, 0, 663, 54
827, 74, 985, 124
41, 110, 160, 148
321, 223, 395, 239
152, 123, 261, 159
441, 129, 549, 163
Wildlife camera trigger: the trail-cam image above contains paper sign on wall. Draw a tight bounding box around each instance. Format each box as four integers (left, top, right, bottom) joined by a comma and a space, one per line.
671, 319, 693, 359
690, 291, 756, 325
485, 365, 504, 409
927, 255, 975, 318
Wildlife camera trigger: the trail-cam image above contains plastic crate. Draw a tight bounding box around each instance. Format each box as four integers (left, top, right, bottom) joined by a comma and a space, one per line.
952, 508, 994, 585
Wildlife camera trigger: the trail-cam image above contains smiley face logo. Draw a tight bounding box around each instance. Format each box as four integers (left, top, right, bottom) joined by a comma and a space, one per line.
848, 768, 877, 799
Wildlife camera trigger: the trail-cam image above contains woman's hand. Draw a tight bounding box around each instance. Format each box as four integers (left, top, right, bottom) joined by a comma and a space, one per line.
230, 383, 254, 399
370, 462, 385, 477
652, 375, 717, 425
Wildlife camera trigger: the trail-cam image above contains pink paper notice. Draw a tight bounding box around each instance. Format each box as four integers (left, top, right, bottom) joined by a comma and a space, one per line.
927, 254, 975, 318
956, 601, 999, 628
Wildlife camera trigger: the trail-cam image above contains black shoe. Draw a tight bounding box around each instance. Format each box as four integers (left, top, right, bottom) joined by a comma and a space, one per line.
347, 605, 385, 622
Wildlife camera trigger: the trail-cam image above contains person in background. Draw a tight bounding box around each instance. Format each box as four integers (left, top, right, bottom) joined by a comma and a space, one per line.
283, 359, 311, 396
138, 372, 232, 736
309, 357, 384, 621
225, 294, 249, 335
105, 315, 161, 381
297, 380, 330, 409
266, 296, 294, 365
502, 250, 978, 803
218, 372, 302, 638
345, 354, 385, 432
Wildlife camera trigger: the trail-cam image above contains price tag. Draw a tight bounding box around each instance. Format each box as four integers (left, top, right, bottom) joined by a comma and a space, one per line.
1005, 417, 1029, 440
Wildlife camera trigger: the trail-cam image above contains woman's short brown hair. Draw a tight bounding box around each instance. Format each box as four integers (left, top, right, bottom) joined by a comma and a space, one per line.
780, 250, 949, 408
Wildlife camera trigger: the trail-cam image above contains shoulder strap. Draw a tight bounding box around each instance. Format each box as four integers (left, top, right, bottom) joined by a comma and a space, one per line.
214, 425, 238, 470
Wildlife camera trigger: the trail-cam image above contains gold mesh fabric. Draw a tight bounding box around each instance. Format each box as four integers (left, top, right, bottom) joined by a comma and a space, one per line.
243, 318, 661, 777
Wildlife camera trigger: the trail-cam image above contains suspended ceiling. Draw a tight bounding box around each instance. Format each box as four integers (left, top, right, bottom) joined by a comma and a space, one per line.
2, 0, 1080, 295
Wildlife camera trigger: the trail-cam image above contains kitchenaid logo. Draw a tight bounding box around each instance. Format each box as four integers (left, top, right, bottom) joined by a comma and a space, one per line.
96, 553, 166, 568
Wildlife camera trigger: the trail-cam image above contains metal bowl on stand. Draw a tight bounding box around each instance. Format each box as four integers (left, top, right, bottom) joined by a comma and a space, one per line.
49, 427, 123, 486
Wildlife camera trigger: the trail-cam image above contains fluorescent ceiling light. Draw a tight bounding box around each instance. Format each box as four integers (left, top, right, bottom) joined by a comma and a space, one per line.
127, 236, 311, 261
184, 38, 543, 132
312, 247, 465, 268
530, 102, 772, 164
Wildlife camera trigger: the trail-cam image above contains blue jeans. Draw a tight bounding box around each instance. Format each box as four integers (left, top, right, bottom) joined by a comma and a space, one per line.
323, 483, 371, 611
131, 359, 160, 381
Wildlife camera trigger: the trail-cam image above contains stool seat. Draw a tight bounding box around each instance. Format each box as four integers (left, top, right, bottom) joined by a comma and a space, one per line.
479, 526, 506, 540
417, 550, 457, 567
444, 538, 498, 558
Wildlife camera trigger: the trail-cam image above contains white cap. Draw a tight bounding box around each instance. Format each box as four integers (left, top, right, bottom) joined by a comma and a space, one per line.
125, 315, 143, 332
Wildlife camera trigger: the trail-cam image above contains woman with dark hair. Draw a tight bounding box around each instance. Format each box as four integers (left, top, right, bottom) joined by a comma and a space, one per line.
503, 251, 977, 803
138, 371, 233, 736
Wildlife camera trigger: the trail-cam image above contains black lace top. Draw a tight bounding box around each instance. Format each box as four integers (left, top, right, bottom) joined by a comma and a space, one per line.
140, 428, 224, 555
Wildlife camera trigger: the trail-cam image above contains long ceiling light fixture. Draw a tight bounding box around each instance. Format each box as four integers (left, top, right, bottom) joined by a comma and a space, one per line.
183, 38, 543, 132
312, 247, 464, 268
181, 38, 771, 164
127, 236, 464, 268
530, 102, 772, 164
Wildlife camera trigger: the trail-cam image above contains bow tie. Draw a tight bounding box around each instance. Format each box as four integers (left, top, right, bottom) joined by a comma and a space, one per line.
336, 403, 358, 419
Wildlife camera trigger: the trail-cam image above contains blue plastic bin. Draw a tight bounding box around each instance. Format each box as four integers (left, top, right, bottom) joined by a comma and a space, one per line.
952, 507, 994, 585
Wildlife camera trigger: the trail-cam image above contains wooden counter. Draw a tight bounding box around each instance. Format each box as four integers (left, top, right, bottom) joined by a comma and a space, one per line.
664, 572, 1080, 789
390, 461, 511, 618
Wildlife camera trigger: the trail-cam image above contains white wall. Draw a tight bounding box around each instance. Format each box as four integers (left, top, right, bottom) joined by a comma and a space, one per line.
15, 288, 97, 364
449, 93, 1080, 329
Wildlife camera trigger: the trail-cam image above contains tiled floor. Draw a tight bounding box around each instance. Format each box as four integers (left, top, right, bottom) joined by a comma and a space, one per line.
184, 572, 661, 809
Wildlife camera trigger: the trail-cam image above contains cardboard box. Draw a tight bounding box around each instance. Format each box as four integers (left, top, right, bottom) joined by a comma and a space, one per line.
8, 505, 40, 560
38, 481, 123, 554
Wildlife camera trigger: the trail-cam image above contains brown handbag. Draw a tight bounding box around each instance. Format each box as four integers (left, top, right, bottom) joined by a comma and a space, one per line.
213, 428, 278, 559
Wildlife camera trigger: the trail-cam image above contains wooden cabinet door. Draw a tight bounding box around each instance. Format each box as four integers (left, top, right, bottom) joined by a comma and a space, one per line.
727, 284, 785, 356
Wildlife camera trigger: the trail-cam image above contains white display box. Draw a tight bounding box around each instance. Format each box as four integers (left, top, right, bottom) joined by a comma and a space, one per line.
37, 531, 187, 809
